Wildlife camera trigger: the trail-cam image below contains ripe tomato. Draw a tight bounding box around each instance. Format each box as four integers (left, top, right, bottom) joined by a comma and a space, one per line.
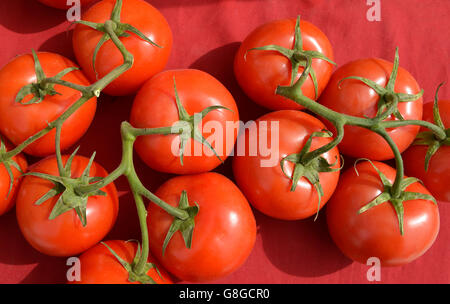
233, 110, 340, 220
37, 0, 96, 10
326, 161, 439, 266
0, 52, 97, 157
71, 240, 173, 284
130, 69, 239, 174
403, 100, 450, 202
147, 172, 256, 282
318, 58, 423, 160
234, 18, 334, 110
16, 155, 119, 257
0, 139, 28, 216
73, 0, 173, 96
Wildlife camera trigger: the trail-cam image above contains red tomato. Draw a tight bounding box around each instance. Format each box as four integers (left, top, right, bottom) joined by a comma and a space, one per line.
319, 58, 423, 160
147, 172, 256, 282
326, 161, 439, 266
403, 100, 450, 202
16, 155, 119, 257
233, 110, 340, 220
0, 139, 28, 216
234, 18, 334, 110
71, 240, 173, 284
38, 0, 96, 10
0, 52, 97, 157
130, 69, 239, 174
73, 0, 173, 96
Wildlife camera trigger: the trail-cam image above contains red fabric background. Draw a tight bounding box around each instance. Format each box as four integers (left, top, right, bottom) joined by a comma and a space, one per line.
0, 0, 449, 284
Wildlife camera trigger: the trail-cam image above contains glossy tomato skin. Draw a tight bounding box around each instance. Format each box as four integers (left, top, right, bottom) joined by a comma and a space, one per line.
16, 155, 119, 257
0, 52, 97, 157
147, 172, 256, 282
319, 58, 423, 160
233, 110, 340, 220
71, 240, 173, 284
326, 161, 439, 266
73, 0, 173, 96
38, 0, 96, 9
0, 139, 28, 216
234, 18, 334, 110
403, 100, 450, 202
130, 69, 240, 174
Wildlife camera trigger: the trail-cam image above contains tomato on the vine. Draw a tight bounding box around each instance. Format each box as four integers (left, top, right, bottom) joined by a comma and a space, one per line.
234, 17, 334, 110
326, 161, 439, 266
16, 155, 119, 257
318, 57, 423, 160
147, 172, 256, 282
73, 0, 173, 96
403, 99, 450, 202
0, 52, 97, 157
0, 139, 28, 216
233, 110, 340, 220
130, 69, 239, 174
37, 0, 96, 10
71, 240, 173, 284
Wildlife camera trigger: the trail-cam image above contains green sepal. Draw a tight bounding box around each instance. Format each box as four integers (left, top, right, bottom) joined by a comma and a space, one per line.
101, 241, 162, 284
162, 190, 199, 256
171, 77, 231, 166
280, 130, 340, 220
0, 138, 24, 199
247, 15, 335, 100
356, 159, 437, 235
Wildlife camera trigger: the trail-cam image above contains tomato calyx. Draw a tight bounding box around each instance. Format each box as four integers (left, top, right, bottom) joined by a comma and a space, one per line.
15, 50, 79, 105
0, 137, 23, 198
161, 190, 199, 256
413, 83, 450, 171
338, 48, 424, 121
25, 148, 105, 226
280, 130, 341, 220
246, 15, 336, 99
356, 160, 436, 235
170, 77, 231, 165
101, 240, 163, 284
75, 0, 162, 79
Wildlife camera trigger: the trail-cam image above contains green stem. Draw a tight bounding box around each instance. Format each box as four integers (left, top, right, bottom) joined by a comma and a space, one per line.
55, 122, 65, 177
375, 128, 404, 198
381, 119, 446, 141
303, 122, 345, 165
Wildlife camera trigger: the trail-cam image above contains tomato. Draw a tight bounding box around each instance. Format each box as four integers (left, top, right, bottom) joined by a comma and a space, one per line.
38, 0, 96, 10
73, 0, 173, 96
0, 139, 28, 216
234, 17, 334, 110
403, 99, 450, 202
16, 155, 119, 257
318, 58, 423, 160
0, 52, 97, 157
233, 110, 340, 220
71, 240, 173, 284
130, 69, 239, 174
326, 161, 439, 266
147, 172, 256, 282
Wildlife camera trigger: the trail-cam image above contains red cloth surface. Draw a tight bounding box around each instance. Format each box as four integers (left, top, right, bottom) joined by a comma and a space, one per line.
0, 0, 449, 284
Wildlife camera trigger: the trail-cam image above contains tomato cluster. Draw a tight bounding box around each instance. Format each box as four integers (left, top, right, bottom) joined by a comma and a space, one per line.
0, 0, 447, 284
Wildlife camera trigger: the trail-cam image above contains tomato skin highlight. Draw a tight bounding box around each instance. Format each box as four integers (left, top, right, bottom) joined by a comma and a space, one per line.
0, 140, 28, 216
70, 240, 173, 284
233, 110, 340, 220
73, 0, 173, 96
326, 161, 439, 266
37, 0, 96, 10
16, 155, 119, 257
0, 52, 97, 157
403, 100, 450, 202
234, 18, 334, 110
130, 69, 239, 174
147, 172, 256, 282
318, 58, 423, 160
